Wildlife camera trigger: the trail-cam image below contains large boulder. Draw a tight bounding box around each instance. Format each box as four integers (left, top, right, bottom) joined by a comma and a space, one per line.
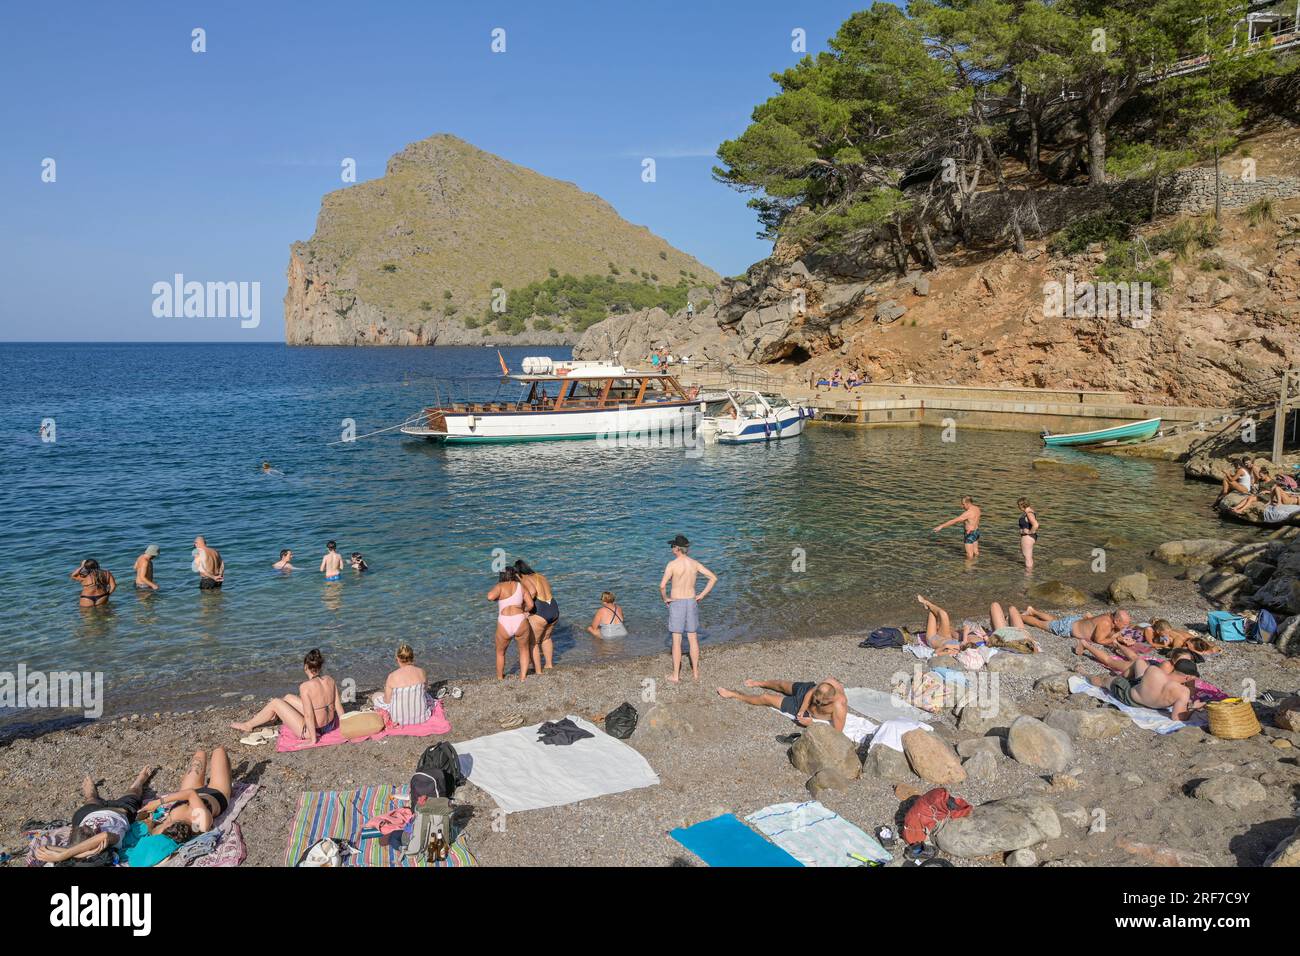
933, 796, 1061, 858
1152, 539, 1238, 567
865, 742, 918, 782
1007, 715, 1075, 773
1108, 572, 1149, 603
1277, 616, 1300, 657
1275, 696, 1300, 732
986, 652, 1066, 680
902, 729, 966, 785
790, 722, 863, 779
1027, 580, 1089, 607
1045, 707, 1129, 740
963, 749, 1001, 784
1198, 568, 1253, 604
956, 695, 1022, 736
1194, 774, 1267, 810
1265, 825, 1300, 867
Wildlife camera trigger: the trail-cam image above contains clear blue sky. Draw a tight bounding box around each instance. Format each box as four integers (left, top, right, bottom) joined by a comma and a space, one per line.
0, 1, 865, 342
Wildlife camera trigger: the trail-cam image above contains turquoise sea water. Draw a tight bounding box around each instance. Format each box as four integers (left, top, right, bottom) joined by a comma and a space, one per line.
1, 343, 1230, 720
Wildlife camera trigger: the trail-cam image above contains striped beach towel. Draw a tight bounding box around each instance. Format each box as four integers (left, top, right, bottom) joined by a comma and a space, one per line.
284, 784, 476, 867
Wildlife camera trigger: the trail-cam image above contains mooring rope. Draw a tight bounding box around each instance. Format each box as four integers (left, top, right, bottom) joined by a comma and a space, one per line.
326, 413, 426, 446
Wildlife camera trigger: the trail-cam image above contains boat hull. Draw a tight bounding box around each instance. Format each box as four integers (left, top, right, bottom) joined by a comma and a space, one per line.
402, 401, 702, 445
714, 407, 810, 443
1041, 418, 1162, 447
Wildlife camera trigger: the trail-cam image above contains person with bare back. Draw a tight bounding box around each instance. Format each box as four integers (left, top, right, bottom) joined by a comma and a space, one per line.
659, 534, 717, 683
933, 496, 981, 558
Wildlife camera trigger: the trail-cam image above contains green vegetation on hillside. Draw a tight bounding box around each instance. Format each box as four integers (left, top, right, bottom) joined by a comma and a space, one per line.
713, 0, 1281, 263
483, 274, 695, 335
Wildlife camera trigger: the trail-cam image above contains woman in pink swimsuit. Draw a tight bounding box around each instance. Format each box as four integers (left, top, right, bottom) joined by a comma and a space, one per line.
488, 568, 535, 681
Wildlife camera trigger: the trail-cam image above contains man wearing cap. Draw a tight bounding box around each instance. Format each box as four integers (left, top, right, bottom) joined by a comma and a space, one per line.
659, 534, 717, 683
133, 544, 160, 591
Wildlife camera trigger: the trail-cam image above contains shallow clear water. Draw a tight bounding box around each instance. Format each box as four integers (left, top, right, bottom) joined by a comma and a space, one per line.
1, 343, 1230, 720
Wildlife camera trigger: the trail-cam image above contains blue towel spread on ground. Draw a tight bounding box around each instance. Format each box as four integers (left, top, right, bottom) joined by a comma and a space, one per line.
669, 813, 802, 867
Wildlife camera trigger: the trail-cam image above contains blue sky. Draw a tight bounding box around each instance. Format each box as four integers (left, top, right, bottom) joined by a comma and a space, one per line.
0, 0, 865, 342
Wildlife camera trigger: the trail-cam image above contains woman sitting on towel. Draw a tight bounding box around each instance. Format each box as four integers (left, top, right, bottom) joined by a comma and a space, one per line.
231, 648, 342, 743
371, 643, 433, 726
138, 746, 234, 839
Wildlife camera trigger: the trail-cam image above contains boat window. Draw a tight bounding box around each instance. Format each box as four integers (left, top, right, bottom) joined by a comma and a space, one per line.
606, 378, 640, 403
528, 381, 561, 407
565, 380, 605, 404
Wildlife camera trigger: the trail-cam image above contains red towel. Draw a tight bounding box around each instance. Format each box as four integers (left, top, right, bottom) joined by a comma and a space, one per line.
903, 787, 972, 845
276, 700, 451, 753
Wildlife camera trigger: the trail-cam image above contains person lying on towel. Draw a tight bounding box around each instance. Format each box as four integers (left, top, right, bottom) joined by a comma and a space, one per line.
1089, 656, 1204, 722
717, 677, 848, 732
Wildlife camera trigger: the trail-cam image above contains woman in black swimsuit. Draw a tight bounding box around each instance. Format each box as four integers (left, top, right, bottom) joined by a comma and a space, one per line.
138, 746, 233, 837
515, 559, 559, 672
71, 558, 116, 607
1016, 498, 1039, 571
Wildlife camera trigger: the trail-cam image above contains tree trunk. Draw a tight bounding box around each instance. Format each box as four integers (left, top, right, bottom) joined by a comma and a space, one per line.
977, 134, 1026, 253
1151, 175, 1161, 222
1086, 101, 1108, 186
1213, 143, 1222, 221
1027, 101, 1041, 176
917, 213, 940, 270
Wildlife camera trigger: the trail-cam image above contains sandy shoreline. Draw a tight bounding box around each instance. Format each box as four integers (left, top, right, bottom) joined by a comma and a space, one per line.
4, 564, 1299, 868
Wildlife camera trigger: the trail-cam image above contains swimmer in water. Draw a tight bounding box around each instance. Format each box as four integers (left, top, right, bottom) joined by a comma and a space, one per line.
320, 541, 344, 581
274, 549, 296, 571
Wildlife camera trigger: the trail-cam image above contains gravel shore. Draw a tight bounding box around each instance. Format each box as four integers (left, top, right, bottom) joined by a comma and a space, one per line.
3, 574, 1298, 868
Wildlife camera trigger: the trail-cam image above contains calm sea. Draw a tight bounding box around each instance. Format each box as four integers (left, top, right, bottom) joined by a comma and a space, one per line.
0, 343, 1229, 722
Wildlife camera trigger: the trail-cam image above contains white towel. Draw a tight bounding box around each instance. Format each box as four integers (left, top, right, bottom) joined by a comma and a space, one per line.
866, 718, 934, 753
1066, 675, 1190, 734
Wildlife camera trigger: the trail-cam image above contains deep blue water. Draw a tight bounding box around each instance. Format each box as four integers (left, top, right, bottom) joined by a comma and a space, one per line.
0, 343, 1228, 719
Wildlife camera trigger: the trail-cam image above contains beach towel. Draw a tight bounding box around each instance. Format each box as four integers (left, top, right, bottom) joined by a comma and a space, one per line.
454, 714, 659, 814
904, 644, 935, 660
669, 814, 802, 867
745, 801, 890, 866
867, 718, 935, 753
844, 687, 933, 724
190, 822, 246, 867
276, 700, 451, 752
150, 782, 261, 868
769, 706, 878, 745
283, 784, 475, 867
1067, 675, 1191, 734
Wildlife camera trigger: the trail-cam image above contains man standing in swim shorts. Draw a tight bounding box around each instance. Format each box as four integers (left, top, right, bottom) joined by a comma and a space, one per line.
193, 536, 224, 590
320, 540, 344, 581
659, 534, 717, 683
133, 544, 160, 591
933, 495, 981, 558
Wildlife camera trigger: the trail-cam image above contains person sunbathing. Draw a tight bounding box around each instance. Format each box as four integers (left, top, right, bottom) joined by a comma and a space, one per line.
371, 643, 432, 726
138, 747, 233, 838
1020, 607, 1130, 643
915, 595, 1004, 655
1148, 619, 1221, 655
231, 648, 342, 743
1090, 656, 1203, 721
717, 677, 848, 732
33, 766, 155, 864
1075, 639, 1199, 675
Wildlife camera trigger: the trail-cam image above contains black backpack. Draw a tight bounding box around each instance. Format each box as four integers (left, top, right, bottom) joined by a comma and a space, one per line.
412, 741, 466, 803
604, 702, 639, 740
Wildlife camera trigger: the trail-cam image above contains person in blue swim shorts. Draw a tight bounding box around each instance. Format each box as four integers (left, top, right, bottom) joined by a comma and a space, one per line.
933, 495, 982, 558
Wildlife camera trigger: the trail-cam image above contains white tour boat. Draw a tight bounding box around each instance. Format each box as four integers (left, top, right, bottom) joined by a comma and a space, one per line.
699, 388, 814, 444
400, 356, 703, 445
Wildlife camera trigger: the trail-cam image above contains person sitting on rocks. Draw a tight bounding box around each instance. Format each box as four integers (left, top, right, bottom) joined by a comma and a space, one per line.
1020, 607, 1130, 644
717, 677, 847, 732
1090, 655, 1203, 721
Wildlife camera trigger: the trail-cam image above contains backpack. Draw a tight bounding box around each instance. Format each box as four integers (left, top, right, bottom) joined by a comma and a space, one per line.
604, 702, 639, 740
859, 627, 906, 649
412, 742, 465, 803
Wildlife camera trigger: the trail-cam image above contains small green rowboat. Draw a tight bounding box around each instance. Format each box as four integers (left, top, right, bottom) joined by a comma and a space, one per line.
1041, 417, 1162, 448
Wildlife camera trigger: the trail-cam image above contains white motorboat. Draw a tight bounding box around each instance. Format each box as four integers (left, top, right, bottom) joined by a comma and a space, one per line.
699, 389, 813, 444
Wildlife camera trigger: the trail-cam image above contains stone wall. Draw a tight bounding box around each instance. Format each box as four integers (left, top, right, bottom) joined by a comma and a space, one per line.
966, 168, 1300, 243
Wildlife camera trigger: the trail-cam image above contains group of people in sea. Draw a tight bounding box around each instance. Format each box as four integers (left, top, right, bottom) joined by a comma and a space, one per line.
1217, 455, 1300, 523
931, 495, 1040, 569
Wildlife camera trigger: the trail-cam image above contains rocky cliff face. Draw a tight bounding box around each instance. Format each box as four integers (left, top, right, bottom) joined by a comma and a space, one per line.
576, 161, 1300, 408
284, 134, 718, 346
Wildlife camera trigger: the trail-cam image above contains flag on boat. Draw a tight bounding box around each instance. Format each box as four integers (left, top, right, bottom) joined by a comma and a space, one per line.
497, 350, 509, 376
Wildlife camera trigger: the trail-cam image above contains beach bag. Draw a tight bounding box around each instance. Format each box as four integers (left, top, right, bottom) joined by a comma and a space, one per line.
902, 788, 972, 846
405, 797, 453, 863
1207, 610, 1249, 642
604, 702, 638, 740
1276, 474, 1298, 491
859, 627, 906, 649
414, 742, 465, 801
1254, 609, 1279, 644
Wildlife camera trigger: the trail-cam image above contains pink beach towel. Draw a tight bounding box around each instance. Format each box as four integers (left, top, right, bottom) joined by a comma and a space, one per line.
276, 700, 451, 753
